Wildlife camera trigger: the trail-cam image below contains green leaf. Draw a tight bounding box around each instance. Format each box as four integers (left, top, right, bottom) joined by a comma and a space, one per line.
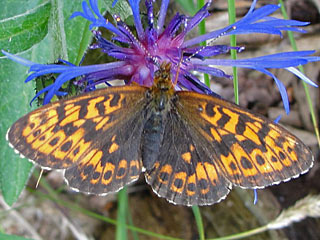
102, 0, 132, 20
0, 52, 35, 206
0, 0, 90, 205
0, 1, 51, 56
64, 0, 132, 65
0, 233, 33, 240
63, 0, 93, 64
0, 0, 135, 206
175, 0, 196, 15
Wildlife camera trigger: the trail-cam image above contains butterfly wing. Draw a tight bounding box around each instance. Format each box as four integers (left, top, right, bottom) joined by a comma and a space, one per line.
7, 86, 148, 194
145, 109, 232, 206
145, 90, 313, 206
175, 91, 313, 189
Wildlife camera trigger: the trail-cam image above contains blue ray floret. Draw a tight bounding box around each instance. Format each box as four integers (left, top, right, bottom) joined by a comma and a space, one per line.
2, 0, 319, 113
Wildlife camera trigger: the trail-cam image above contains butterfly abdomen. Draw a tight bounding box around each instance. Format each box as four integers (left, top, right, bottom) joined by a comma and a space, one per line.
141, 110, 166, 171
140, 88, 173, 171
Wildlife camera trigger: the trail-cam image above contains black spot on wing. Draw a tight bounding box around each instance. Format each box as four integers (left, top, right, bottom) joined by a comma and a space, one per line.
110, 93, 120, 107
205, 102, 215, 117
49, 137, 59, 146
256, 155, 265, 166
61, 140, 73, 152
217, 110, 231, 128
241, 157, 253, 169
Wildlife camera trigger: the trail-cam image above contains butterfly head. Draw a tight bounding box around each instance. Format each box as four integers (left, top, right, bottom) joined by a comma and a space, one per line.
147, 62, 176, 111
152, 62, 174, 94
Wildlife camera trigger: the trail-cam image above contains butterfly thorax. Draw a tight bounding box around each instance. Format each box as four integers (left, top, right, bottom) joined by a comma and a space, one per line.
149, 62, 175, 110
141, 62, 176, 170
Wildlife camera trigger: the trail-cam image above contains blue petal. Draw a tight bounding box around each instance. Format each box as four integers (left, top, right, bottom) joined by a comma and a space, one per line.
286, 67, 318, 87
6, 52, 128, 104
112, 0, 118, 7
193, 65, 232, 78
252, 51, 316, 59
56, 91, 68, 96
257, 19, 309, 27
185, 2, 210, 33
157, 0, 170, 33
184, 45, 244, 58
245, 0, 258, 16
274, 115, 282, 124
71, 0, 125, 38
182, 26, 231, 47
179, 70, 221, 97
145, 0, 158, 45
161, 13, 185, 38
58, 59, 76, 66
253, 189, 258, 205
191, 51, 316, 69
128, 0, 144, 39
90, 0, 102, 17
114, 17, 145, 49
1, 50, 35, 66
145, 0, 154, 28
30, 85, 54, 105
237, 4, 280, 24
183, 2, 309, 47
83, 0, 96, 20
227, 26, 283, 36
257, 68, 290, 114
190, 50, 320, 113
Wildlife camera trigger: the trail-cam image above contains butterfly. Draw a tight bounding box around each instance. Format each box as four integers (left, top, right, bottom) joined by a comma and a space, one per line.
7, 62, 313, 206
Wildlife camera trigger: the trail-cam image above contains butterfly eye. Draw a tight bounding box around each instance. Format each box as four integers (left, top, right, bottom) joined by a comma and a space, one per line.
162, 73, 168, 79
154, 70, 161, 78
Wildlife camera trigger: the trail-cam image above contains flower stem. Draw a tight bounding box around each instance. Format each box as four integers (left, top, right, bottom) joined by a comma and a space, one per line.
50, 0, 68, 61
278, 0, 320, 147
208, 225, 269, 240
227, 0, 239, 104
192, 205, 205, 240
116, 187, 128, 240
195, 2, 207, 238
197, 0, 210, 87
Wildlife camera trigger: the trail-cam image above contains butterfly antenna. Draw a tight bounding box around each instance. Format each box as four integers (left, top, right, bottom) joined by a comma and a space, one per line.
114, 14, 159, 67
35, 169, 44, 188
174, 51, 185, 87
185, 26, 237, 62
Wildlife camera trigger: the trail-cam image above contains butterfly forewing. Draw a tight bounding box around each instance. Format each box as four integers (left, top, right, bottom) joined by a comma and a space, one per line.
8, 86, 148, 194
175, 91, 313, 188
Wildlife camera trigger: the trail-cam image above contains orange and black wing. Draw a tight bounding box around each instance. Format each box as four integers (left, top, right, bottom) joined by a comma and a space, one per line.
145, 91, 313, 206
176, 91, 313, 189
7, 86, 148, 195
145, 108, 232, 206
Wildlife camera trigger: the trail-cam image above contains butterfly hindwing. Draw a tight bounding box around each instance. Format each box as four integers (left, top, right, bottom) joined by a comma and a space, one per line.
8, 86, 148, 194
145, 109, 231, 206
176, 91, 313, 188
64, 109, 145, 194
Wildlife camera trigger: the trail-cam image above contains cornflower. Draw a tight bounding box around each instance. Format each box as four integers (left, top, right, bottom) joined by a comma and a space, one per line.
2, 0, 319, 114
